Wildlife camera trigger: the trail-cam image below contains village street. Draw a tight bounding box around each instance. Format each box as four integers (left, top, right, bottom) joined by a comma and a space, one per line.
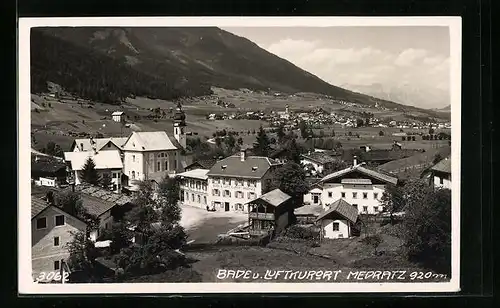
179, 205, 248, 244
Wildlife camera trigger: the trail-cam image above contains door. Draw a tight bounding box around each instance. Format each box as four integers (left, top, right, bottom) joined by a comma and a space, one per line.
313, 195, 319, 204
224, 202, 230, 211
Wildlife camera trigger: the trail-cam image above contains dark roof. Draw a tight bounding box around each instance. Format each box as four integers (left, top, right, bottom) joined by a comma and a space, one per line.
74, 183, 133, 206
250, 189, 291, 207
431, 158, 451, 174
31, 196, 50, 219
80, 194, 117, 217
316, 199, 358, 224
301, 152, 336, 165
207, 155, 281, 179
31, 157, 66, 174
186, 158, 217, 170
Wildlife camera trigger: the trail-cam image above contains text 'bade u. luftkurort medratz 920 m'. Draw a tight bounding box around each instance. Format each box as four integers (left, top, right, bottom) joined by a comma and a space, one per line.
216, 269, 448, 282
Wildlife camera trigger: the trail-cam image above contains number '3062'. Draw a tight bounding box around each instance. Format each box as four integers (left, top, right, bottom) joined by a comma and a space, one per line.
36, 271, 69, 282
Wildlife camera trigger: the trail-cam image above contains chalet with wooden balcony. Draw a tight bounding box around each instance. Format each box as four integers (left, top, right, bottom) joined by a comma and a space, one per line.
247, 188, 294, 237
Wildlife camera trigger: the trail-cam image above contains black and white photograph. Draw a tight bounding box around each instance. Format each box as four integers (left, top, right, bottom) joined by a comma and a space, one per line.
18, 17, 461, 294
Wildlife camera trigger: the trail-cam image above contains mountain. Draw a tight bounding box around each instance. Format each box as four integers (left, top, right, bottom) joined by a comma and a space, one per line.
343, 83, 450, 110
31, 27, 439, 116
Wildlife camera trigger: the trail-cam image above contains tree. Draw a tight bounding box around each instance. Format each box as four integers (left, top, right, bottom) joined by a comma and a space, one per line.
276, 124, 286, 142
284, 138, 303, 164
380, 184, 405, 225
237, 137, 243, 146
323, 160, 349, 175
379, 130, 384, 136
271, 163, 309, 207
81, 157, 100, 185
100, 173, 113, 190
224, 134, 237, 152
106, 222, 133, 254
253, 126, 271, 157
356, 119, 364, 127
299, 120, 309, 139
402, 188, 451, 274
66, 230, 100, 275
429, 128, 435, 135
158, 176, 182, 225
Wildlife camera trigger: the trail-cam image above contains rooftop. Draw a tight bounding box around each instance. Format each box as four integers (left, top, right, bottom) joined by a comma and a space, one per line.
431, 157, 451, 174
64, 150, 123, 170
72, 137, 128, 152
74, 183, 133, 206
316, 199, 358, 224
319, 164, 398, 186
122, 131, 179, 151
250, 188, 291, 208
185, 159, 217, 170
207, 155, 281, 179
177, 169, 210, 180
31, 196, 49, 219
112, 111, 124, 116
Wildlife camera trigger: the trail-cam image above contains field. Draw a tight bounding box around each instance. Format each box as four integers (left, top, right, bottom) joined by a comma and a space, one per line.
30, 88, 451, 153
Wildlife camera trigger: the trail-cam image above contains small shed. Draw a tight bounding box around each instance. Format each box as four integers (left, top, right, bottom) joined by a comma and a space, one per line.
247, 189, 294, 237
112, 111, 125, 123
316, 199, 359, 240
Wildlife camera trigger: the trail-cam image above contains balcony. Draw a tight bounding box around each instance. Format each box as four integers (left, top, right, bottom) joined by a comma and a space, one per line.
249, 212, 275, 220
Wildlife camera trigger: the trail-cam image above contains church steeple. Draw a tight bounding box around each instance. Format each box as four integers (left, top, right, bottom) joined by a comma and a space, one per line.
173, 102, 186, 148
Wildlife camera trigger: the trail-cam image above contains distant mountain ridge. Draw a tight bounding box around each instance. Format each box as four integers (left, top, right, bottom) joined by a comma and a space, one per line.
31, 27, 444, 118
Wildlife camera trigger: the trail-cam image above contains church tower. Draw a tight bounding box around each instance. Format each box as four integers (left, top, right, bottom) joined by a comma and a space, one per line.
173, 101, 187, 149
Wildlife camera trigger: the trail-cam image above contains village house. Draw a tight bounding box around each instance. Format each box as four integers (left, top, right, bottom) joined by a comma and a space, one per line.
315, 198, 359, 240
70, 137, 128, 154
177, 169, 209, 209
31, 154, 67, 187
247, 188, 295, 237
303, 157, 398, 215
31, 196, 87, 282
63, 150, 123, 192
206, 149, 282, 212
429, 157, 451, 189
300, 152, 338, 175
111, 111, 125, 123
121, 131, 184, 190
184, 158, 217, 172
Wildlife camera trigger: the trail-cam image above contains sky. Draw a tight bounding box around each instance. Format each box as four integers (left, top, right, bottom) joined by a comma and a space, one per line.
222, 26, 451, 109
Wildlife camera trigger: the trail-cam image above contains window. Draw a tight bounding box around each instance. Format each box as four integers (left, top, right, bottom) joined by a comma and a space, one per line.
352, 204, 358, 210
191, 194, 195, 202
53, 237, 60, 247
55, 215, 65, 226
36, 217, 47, 229
374, 206, 378, 212
363, 192, 368, 199
197, 195, 201, 203
186, 192, 189, 200
204, 196, 207, 204
224, 179, 231, 185
54, 261, 60, 271
341, 192, 346, 198
236, 180, 243, 186
373, 193, 379, 199
352, 192, 357, 199
157, 161, 161, 172
174, 160, 177, 169
328, 192, 333, 198
248, 192, 256, 199
248, 180, 256, 187
224, 190, 231, 197
196, 181, 201, 189
440, 177, 444, 185
158, 154, 161, 158
107, 143, 111, 148
165, 160, 168, 171
332, 222, 340, 231
213, 189, 220, 196
213, 178, 220, 184
132, 155, 135, 162
338, 234, 343, 238
131, 171, 135, 179
161, 153, 165, 158
363, 206, 368, 213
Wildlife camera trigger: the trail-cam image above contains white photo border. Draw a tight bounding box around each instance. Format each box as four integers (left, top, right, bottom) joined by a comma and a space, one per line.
18, 16, 462, 294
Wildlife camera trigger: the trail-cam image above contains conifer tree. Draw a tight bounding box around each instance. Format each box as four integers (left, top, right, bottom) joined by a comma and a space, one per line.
81, 157, 100, 185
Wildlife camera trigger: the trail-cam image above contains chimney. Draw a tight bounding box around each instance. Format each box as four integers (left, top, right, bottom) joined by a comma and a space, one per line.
353, 155, 358, 166
240, 149, 247, 162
